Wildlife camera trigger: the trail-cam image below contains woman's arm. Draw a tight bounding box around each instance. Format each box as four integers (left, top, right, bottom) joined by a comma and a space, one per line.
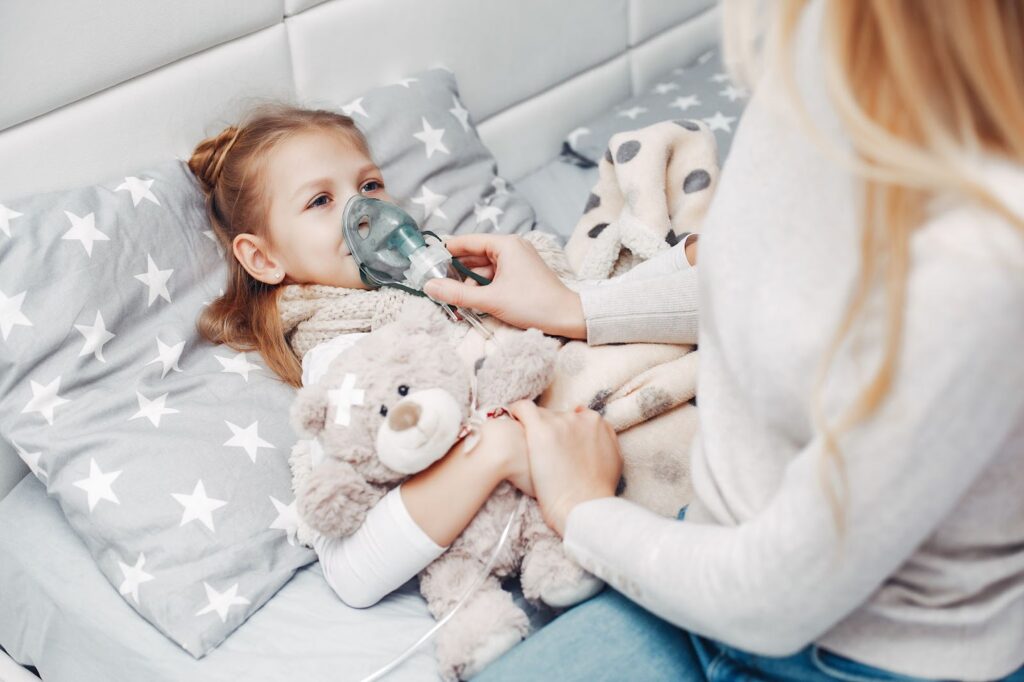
423, 233, 699, 346
315, 418, 529, 607
513, 239, 1024, 656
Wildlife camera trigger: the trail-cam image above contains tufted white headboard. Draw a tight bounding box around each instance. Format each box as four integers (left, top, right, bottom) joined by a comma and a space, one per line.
0, 0, 721, 498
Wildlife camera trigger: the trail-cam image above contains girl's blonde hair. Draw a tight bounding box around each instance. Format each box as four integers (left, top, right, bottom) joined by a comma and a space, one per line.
724, 0, 1024, 530
188, 103, 372, 388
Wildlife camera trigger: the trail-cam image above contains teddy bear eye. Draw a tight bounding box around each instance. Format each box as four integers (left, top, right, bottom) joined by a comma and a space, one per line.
397, 384, 410, 396
379, 405, 388, 417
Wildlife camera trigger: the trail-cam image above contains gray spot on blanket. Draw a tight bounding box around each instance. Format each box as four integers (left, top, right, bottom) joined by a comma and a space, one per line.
683, 169, 712, 194
638, 387, 674, 420
616, 140, 641, 164
588, 389, 613, 415
584, 192, 601, 213
674, 119, 700, 131
653, 453, 685, 483
587, 223, 609, 238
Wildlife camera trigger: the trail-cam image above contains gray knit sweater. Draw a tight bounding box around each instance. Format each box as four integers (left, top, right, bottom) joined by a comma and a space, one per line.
568, 3, 1024, 679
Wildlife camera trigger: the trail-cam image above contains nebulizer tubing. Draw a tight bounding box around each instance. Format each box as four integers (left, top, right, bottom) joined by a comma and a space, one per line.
358, 495, 527, 682
344, 196, 525, 679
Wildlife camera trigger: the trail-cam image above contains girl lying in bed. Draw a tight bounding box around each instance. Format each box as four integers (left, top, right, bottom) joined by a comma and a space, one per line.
185, 106, 697, 612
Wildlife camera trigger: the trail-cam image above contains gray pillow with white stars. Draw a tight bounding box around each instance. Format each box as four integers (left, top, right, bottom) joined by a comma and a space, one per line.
0, 159, 313, 659
562, 48, 749, 168
0, 68, 536, 659
339, 66, 538, 237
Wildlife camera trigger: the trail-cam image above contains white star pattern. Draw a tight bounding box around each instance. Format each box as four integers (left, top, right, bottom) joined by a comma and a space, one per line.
704, 111, 737, 133
224, 420, 275, 462
216, 351, 260, 382
669, 95, 701, 111
146, 337, 185, 378
566, 127, 590, 148
393, 77, 418, 88
449, 95, 471, 132
115, 176, 160, 207
341, 97, 368, 118
118, 552, 155, 604
134, 254, 173, 306
173, 480, 227, 532
328, 373, 364, 427
12, 439, 46, 481
269, 496, 300, 546
697, 50, 715, 65
0, 288, 32, 340
62, 210, 110, 257
413, 117, 450, 159
710, 72, 732, 83
491, 177, 509, 196
130, 391, 179, 428
719, 85, 748, 102
473, 203, 504, 231
21, 376, 70, 425
652, 82, 679, 95
0, 204, 23, 237
410, 185, 448, 221
616, 106, 648, 120
74, 311, 116, 362
73, 458, 121, 512
195, 582, 250, 623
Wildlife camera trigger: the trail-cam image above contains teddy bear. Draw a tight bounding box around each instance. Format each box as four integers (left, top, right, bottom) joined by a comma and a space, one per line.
289, 296, 604, 680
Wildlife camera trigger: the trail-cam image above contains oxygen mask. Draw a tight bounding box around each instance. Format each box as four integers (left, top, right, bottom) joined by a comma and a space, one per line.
342, 195, 492, 337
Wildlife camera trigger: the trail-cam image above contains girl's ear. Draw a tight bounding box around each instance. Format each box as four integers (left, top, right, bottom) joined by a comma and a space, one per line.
290, 382, 328, 438
233, 232, 284, 285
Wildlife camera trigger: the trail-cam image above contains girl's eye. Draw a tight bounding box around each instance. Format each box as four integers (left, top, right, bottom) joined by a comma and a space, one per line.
361, 180, 382, 193
309, 194, 331, 209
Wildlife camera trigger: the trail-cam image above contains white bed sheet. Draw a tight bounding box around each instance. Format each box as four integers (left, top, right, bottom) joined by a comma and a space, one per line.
0, 475, 442, 682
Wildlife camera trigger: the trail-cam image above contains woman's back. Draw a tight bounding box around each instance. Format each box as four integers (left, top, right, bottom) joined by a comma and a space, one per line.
687, 1, 1024, 676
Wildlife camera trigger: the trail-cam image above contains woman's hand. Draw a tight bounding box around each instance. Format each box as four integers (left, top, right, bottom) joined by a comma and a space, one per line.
477, 416, 535, 498
506, 401, 622, 536
423, 234, 586, 339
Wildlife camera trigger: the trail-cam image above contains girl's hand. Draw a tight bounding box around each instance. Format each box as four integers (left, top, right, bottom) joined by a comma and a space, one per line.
506, 401, 622, 536
423, 234, 586, 339
480, 416, 535, 498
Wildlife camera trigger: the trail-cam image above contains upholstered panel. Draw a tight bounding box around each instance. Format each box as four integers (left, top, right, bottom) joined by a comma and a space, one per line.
284, 0, 331, 16
0, 0, 284, 131
287, 0, 629, 124
630, 3, 721, 94
630, 0, 716, 45
0, 25, 293, 200
479, 56, 632, 181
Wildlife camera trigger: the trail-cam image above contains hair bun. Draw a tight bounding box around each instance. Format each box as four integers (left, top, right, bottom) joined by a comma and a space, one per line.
188, 125, 242, 196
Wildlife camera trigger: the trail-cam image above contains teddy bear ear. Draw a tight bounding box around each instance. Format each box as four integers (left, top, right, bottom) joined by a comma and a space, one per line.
290, 382, 329, 438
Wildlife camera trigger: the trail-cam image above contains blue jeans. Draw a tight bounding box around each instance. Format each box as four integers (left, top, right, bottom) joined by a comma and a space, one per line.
477, 509, 1024, 682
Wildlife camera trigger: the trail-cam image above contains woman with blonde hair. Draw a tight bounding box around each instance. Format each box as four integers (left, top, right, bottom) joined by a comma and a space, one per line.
424, 0, 1024, 679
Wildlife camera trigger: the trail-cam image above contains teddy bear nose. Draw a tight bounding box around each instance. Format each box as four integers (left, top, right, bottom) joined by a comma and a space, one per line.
388, 402, 422, 432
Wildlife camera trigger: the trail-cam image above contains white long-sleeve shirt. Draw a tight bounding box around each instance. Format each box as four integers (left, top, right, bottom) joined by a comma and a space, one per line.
301, 335, 447, 608
566, 3, 1024, 679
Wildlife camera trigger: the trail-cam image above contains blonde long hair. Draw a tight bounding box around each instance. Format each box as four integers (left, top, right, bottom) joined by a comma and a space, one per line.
723, 0, 1024, 529
188, 104, 372, 388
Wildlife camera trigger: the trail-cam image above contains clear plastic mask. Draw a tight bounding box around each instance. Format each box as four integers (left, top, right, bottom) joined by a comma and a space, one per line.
342, 195, 491, 336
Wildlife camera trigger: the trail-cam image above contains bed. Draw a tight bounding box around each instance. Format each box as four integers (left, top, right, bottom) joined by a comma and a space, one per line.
0, 1, 724, 679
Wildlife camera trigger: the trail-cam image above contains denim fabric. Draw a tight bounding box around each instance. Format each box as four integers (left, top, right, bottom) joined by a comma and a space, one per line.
477, 505, 1024, 682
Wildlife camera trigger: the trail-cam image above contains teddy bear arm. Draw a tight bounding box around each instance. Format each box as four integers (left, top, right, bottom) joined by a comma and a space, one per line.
475, 329, 560, 407
298, 458, 387, 538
